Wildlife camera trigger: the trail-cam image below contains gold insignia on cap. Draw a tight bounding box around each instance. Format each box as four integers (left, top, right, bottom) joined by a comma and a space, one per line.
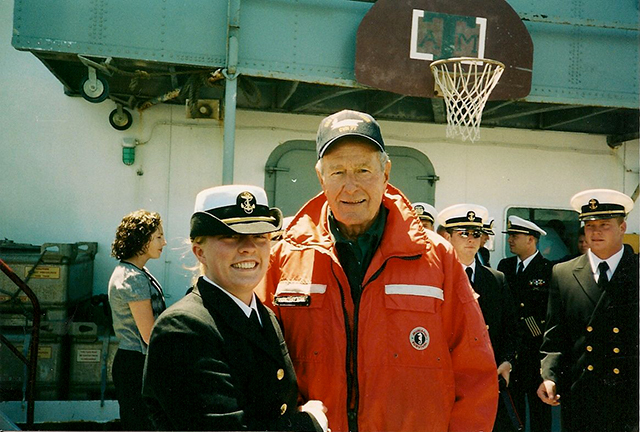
507, 221, 512, 229
239, 191, 256, 214
588, 198, 599, 210
467, 211, 476, 221
415, 205, 425, 215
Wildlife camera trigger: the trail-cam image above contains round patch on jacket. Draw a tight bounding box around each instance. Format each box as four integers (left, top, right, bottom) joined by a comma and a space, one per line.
409, 327, 430, 350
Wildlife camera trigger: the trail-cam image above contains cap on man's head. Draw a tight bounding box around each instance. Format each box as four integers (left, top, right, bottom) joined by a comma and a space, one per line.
190, 185, 283, 238
437, 204, 488, 229
316, 109, 385, 159
412, 202, 438, 224
570, 188, 634, 221
483, 219, 495, 236
503, 215, 546, 238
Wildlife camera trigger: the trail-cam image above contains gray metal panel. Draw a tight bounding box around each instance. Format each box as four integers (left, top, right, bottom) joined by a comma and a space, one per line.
13, 0, 228, 66
11, 0, 639, 107
238, 0, 369, 85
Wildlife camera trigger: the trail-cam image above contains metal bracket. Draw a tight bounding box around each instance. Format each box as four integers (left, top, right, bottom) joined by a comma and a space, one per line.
77, 55, 113, 76
417, 174, 440, 186
222, 68, 240, 81
265, 166, 291, 174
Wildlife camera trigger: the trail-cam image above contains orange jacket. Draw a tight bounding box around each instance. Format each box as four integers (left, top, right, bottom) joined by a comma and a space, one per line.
259, 185, 498, 432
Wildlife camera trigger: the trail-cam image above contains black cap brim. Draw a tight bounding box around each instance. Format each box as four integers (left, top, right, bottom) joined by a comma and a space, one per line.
190, 208, 283, 238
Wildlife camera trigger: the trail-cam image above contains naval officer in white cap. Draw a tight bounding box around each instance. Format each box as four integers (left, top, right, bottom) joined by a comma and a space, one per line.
439, 205, 521, 432
143, 185, 328, 432
497, 215, 553, 432
412, 202, 438, 231
538, 189, 638, 432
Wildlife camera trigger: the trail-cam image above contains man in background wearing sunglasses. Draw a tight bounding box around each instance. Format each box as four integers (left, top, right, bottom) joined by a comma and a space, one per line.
498, 215, 553, 432
438, 204, 521, 432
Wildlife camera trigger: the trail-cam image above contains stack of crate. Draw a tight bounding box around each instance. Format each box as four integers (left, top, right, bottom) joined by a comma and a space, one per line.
0, 240, 98, 400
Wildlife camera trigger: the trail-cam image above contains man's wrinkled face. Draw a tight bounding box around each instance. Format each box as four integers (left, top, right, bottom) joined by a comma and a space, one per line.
316, 139, 390, 238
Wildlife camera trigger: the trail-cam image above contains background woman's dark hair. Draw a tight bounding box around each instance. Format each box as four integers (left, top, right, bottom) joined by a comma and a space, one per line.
111, 210, 162, 260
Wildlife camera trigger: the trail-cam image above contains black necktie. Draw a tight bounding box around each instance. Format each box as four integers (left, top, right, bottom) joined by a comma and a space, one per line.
517, 262, 524, 275
597, 261, 610, 289
465, 267, 474, 285
249, 309, 262, 330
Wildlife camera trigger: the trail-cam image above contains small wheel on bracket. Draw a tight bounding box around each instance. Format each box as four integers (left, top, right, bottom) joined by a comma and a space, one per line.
109, 108, 133, 131
80, 75, 109, 103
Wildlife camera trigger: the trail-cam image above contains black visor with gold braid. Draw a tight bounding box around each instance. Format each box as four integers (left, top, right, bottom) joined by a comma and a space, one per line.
190, 192, 282, 238
504, 222, 541, 238
444, 211, 483, 229
414, 205, 435, 223
579, 200, 626, 221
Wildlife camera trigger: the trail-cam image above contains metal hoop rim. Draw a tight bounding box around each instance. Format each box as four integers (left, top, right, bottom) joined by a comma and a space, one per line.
429, 57, 505, 71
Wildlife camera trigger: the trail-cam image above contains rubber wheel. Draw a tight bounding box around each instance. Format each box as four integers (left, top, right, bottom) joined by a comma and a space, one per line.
109, 108, 133, 131
80, 75, 109, 103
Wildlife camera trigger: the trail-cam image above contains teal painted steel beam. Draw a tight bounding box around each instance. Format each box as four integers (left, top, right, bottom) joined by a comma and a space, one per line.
222, 0, 241, 185
11, 0, 639, 109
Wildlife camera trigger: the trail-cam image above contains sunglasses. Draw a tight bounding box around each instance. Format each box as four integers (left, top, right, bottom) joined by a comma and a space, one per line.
453, 230, 483, 239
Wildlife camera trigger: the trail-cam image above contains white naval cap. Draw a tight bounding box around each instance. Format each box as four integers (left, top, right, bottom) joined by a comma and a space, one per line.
570, 188, 634, 221
503, 215, 547, 238
483, 219, 495, 236
437, 204, 488, 229
412, 202, 438, 224
190, 184, 283, 238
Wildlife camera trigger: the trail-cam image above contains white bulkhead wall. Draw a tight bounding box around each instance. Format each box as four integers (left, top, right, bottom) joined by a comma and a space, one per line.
0, 2, 637, 304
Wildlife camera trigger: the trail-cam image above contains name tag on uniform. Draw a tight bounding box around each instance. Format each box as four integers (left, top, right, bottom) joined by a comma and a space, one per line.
274, 282, 325, 307
274, 295, 311, 307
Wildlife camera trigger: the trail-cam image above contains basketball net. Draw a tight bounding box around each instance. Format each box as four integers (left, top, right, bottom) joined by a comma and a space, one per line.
430, 57, 505, 142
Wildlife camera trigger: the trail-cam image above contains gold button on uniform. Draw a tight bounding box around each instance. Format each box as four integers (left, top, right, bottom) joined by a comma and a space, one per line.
280, 404, 287, 415
586, 326, 593, 332
586, 345, 593, 352
587, 365, 594, 371
277, 369, 285, 380
613, 327, 620, 333
613, 348, 620, 354
613, 368, 620, 374
520, 303, 525, 307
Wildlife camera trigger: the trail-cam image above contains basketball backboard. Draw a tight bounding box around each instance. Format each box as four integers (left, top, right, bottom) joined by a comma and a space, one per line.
355, 0, 533, 100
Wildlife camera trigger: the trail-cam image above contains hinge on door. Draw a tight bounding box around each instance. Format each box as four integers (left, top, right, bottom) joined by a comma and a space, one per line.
265, 166, 291, 174
416, 175, 440, 186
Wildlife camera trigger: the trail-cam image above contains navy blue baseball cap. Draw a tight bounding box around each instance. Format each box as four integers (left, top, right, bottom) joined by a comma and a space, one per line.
316, 110, 385, 159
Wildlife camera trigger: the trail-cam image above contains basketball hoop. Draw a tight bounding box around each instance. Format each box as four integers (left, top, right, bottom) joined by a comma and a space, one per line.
430, 57, 505, 142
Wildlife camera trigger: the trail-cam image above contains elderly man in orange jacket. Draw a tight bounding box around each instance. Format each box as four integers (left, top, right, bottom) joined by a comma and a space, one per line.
258, 109, 498, 432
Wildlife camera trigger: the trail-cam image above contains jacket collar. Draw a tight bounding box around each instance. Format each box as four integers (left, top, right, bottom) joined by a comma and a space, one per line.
193, 278, 284, 364
572, 253, 602, 305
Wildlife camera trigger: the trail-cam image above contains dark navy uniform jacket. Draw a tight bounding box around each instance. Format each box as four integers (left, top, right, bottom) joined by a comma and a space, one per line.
541, 245, 639, 432
142, 277, 322, 432
473, 262, 520, 367
498, 253, 553, 380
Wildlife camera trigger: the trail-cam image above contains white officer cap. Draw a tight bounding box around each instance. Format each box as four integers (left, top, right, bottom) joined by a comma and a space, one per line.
570, 188, 634, 221
483, 219, 495, 236
190, 185, 283, 238
412, 202, 438, 224
437, 204, 488, 229
503, 215, 547, 238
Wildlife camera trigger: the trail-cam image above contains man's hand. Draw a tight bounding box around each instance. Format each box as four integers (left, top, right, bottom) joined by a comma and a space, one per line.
497, 361, 511, 387
537, 380, 561, 406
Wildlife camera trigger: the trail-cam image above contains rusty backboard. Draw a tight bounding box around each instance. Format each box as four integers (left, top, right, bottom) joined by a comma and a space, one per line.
355, 0, 533, 100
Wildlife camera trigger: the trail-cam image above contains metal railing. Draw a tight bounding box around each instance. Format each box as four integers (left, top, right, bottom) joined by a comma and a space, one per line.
0, 257, 41, 428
